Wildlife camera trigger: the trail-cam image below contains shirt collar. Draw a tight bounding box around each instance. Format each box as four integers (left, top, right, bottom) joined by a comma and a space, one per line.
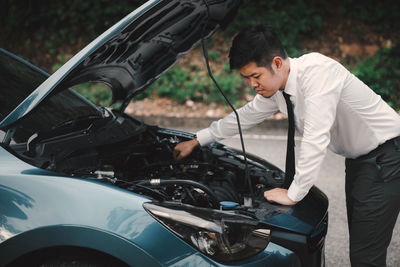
283, 57, 297, 97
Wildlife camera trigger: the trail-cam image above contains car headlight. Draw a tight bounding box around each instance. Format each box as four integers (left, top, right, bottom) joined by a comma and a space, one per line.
143, 201, 270, 263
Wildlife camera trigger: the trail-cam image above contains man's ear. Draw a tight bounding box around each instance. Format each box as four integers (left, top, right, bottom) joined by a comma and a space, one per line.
271, 56, 283, 71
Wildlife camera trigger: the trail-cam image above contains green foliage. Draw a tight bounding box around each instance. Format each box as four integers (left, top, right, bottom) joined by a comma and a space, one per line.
208, 51, 222, 61
224, 0, 322, 56
351, 46, 400, 109
4, 0, 399, 109
140, 65, 243, 106
207, 71, 243, 105
73, 82, 112, 107
338, 0, 400, 38
152, 67, 190, 103
51, 55, 68, 72
1, 0, 144, 49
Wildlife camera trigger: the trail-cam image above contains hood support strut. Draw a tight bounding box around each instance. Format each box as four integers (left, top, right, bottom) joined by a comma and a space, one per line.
201, 0, 254, 207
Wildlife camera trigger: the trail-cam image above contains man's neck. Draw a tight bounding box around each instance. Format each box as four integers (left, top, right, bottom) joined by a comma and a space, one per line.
280, 58, 291, 91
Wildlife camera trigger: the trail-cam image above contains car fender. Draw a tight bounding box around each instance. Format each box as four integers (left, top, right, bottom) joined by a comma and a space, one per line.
0, 224, 161, 266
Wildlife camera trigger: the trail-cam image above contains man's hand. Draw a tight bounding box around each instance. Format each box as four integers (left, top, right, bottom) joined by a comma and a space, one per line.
173, 138, 200, 161
264, 188, 297, 205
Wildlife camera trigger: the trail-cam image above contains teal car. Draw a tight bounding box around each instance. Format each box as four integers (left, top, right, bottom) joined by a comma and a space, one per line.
0, 0, 328, 266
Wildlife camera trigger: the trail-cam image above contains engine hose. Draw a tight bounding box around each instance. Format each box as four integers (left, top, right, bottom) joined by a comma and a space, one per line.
137, 179, 220, 208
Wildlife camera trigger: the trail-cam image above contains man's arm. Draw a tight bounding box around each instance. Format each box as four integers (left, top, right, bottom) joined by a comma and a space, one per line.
196, 94, 279, 146
174, 94, 279, 160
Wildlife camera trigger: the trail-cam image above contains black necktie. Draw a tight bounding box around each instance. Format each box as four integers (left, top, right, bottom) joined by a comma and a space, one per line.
282, 91, 295, 188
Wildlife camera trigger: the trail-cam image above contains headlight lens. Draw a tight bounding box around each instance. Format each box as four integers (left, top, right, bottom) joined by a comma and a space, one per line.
143, 201, 270, 263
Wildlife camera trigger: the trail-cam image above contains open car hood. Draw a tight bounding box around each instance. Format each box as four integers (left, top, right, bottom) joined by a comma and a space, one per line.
0, 0, 241, 128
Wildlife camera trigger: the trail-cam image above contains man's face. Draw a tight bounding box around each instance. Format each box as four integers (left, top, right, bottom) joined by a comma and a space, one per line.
239, 60, 284, 98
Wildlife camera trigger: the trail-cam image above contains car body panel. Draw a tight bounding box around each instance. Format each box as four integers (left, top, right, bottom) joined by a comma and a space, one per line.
0, 225, 161, 266
227, 147, 328, 235
264, 186, 328, 234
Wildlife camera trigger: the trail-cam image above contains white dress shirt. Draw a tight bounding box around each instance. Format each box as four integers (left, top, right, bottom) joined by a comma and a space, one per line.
196, 52, 400, 202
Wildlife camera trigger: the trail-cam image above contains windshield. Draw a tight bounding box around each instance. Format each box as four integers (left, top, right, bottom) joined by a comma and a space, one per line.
0, 50, 101, 144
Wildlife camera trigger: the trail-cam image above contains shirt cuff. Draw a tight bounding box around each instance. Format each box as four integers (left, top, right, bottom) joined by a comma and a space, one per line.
196, 128, 215, 146
287, 181, 309, 202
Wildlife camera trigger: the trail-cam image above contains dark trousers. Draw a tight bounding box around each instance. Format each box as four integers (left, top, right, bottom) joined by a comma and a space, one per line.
345, 136, 400, 267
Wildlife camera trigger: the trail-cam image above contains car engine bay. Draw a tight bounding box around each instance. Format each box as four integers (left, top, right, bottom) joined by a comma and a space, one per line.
11, 109, 285, 209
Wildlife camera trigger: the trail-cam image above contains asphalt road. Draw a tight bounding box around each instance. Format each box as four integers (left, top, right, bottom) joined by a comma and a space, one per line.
176, 126, 400, 267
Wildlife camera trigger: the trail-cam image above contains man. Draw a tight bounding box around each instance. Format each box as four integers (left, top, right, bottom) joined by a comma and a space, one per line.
173, 24, 400, 266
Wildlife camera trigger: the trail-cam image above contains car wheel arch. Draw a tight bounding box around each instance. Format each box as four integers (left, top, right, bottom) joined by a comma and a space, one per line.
0, 225, 161, 267
6, 245, 130, 267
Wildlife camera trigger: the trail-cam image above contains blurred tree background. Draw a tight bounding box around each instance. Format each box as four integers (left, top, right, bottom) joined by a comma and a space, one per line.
1, 0, 399, 109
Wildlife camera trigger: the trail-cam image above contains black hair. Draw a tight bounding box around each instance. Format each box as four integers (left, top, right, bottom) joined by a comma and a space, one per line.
229, 24, 288, 70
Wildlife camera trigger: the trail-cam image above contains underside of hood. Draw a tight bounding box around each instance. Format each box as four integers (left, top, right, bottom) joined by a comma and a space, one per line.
0, 0, 240, 128
65, 0, 241, 103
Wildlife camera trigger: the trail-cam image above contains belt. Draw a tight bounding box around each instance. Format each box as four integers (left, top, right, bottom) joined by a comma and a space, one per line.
348, 135, 400, 162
